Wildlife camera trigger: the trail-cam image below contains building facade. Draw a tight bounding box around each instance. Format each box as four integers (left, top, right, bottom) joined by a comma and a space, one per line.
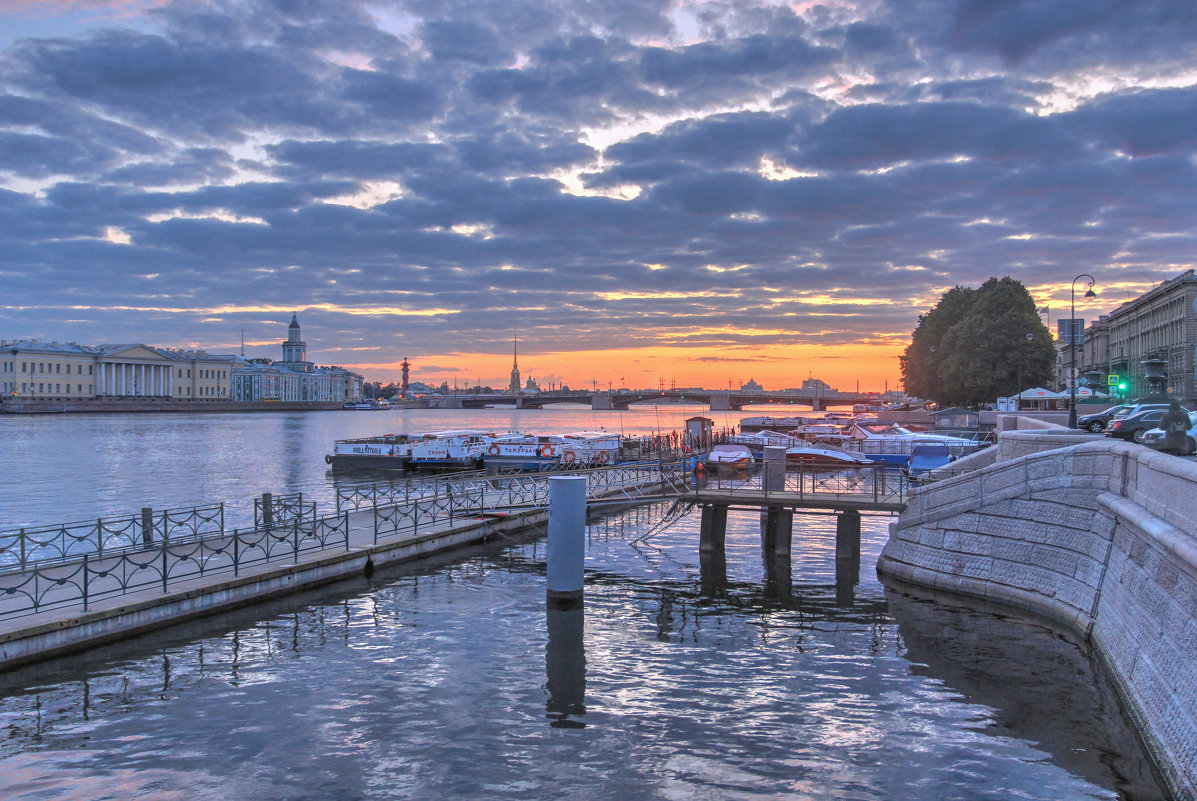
1073, 270, 1197, 401
1, 340, 235, 401
230, 315, 362, 402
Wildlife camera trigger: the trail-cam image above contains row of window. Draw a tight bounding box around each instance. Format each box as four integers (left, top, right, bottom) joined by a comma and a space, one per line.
1, 362, 231, 380
3, 383, 231, 397
2, 361, 94, 375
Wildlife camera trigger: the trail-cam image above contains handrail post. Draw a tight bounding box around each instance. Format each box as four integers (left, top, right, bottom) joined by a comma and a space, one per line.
141, 507, 154, 546
233, 529, 240, 578
344, 511, 350, 551
161, 535, 168, 594
82, 553, 89, 612
292, 520, 299, 561
95, 519, 103, 557
19, 528, 26, 569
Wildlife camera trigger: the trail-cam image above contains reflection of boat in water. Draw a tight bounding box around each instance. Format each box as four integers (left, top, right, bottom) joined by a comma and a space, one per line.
704, 444, 755, 474
785, 445, 875, 467
343, 400, 393, 410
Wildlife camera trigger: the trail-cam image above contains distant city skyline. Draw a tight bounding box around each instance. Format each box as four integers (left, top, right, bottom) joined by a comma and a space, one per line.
1, 1, 1192, 391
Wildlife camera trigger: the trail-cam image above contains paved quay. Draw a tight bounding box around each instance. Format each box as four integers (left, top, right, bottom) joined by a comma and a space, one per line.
879, 418, 1197, 801
0, 463, 684, 670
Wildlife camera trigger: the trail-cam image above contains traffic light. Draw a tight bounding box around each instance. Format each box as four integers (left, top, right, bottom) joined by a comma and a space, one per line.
1117, 378, 1130, 397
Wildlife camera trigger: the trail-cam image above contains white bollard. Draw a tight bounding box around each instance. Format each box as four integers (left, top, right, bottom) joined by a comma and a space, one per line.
546, 476, 587, 607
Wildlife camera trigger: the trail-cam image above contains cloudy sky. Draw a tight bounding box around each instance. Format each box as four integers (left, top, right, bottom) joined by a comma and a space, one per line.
2, 0, 1195, 391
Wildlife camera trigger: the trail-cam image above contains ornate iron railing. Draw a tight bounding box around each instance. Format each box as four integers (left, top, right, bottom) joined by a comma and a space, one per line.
0, 504, 225, 570
0, 462, 685, 620
0, 513, 351, 617
699, 463, 910, 506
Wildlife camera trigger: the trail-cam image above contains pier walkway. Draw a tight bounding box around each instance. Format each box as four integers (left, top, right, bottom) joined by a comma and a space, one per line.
0, 462, 686, 669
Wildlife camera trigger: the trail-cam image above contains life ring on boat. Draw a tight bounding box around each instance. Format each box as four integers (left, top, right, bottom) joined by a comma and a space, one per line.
683, 444, 692, 454
539, 444, 554, 458
562, 449, 577, 464
488, 444, 500, 456
325, 454, 333, 464
596, 452, 610, 465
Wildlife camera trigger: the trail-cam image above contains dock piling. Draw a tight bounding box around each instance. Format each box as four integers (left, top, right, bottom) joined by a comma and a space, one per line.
546, 476, 587, 608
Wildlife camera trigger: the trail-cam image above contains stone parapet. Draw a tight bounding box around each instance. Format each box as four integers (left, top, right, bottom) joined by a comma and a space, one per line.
879, 435, 1197, 801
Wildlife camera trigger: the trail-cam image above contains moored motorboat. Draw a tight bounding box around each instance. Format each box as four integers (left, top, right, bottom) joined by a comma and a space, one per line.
785, 445, 875, 467
704, 444, 755, 474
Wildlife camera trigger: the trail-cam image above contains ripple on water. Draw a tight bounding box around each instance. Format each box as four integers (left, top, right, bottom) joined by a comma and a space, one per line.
0, 502, 1169, 800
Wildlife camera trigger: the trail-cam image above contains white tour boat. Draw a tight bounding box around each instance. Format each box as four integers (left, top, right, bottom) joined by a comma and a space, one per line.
406, 430, 497, 471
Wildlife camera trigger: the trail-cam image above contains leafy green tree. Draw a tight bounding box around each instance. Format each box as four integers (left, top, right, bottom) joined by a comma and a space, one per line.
900, 277, 1055, 407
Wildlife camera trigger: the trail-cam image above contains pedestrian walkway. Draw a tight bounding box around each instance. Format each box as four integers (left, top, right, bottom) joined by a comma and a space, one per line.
0, 462, 687, 669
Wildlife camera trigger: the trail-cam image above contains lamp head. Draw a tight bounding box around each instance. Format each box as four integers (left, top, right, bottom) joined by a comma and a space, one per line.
1084, 288, 1097, 298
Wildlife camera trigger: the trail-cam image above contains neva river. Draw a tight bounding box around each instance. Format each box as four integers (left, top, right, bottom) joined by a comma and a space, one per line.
0, 406, 1170, 799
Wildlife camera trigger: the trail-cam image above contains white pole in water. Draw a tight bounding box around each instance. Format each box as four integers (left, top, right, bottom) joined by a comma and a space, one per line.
547, 476, 587, 607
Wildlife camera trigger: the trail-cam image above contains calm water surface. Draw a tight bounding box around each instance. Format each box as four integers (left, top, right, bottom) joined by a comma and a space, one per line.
0, 407, 1170, 799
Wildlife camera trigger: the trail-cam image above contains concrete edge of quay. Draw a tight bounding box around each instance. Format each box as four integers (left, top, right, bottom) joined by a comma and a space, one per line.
0, 399, 346, 414
0, 508, 549, 672
878, 429, 1197, 801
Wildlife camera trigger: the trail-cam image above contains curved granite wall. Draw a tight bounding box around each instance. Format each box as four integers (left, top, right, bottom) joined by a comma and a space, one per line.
879, 435, 1197, 801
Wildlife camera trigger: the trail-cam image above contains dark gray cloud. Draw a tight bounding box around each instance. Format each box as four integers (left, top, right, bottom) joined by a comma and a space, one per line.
0, 0, 1194, 384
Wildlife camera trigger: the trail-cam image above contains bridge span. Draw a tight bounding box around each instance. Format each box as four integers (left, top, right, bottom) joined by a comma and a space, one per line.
414, 388, 876, 411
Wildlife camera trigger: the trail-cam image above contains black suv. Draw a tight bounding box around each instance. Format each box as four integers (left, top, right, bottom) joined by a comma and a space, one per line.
1077, 404, 1135, 433
1105, 405, 1189, 443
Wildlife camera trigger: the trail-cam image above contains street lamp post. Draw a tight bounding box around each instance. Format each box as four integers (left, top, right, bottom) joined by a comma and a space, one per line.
1068, 274, 1097, 428
1016, 332, 1032, 410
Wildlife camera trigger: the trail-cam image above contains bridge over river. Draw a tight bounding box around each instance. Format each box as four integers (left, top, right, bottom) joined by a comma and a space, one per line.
416, 387, 876, 411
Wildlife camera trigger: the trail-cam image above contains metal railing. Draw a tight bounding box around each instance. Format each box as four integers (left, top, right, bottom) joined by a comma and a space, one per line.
0, 513, 350, 617
697, 463, 910, 506
0, 504, 225, 570
0, 462, 686, 620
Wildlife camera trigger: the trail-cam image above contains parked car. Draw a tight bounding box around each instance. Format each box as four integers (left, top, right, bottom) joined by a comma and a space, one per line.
1077, 404, 1135, 432
1140, 411, 1197, 453
1105, 406, 1190, 443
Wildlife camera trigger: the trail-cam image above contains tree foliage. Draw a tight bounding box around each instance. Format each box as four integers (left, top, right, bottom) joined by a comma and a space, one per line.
899, 277, 1056, 407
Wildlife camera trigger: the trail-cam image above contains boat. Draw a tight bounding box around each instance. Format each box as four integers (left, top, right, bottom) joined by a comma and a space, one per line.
405, 430, 497, 471
325, 433, 416, 470
483, 433, 562, 472
704, 444, 755, 474
738, 416, 818, 433
836, 422, 987, 466
728, 430, 805, 457
905, 442, 954, 478
554, 431, 624, 466
343, 400, 392, 410
785, 445, 875, 467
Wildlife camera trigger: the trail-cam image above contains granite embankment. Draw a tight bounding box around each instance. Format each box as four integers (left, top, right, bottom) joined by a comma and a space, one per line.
879, 425, 1197, 801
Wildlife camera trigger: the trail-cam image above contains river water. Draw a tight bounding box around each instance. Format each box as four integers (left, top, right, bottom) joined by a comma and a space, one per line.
0, 407, 1171, 800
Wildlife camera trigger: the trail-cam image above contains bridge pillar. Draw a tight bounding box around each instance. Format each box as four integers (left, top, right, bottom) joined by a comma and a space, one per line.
699, 504, 727, 553
591, 392, 612, 411
708, 391, 731, 411
835, 509, 861, 560
811, 397, 824, 411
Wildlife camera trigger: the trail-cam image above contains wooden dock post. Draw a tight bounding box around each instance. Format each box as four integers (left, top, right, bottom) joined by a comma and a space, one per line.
699, 504, 727, 553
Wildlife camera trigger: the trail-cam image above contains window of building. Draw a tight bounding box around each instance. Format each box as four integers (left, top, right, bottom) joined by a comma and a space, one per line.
21, 362, 26, 372
39, 363, 44, 373
38, 383, 43, 392
78, 384, 83, 393
56, 364, 61, 373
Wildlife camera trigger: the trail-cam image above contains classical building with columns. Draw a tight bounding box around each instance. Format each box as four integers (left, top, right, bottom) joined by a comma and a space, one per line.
230, 314, 362, 402
1, 339, 236, 401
